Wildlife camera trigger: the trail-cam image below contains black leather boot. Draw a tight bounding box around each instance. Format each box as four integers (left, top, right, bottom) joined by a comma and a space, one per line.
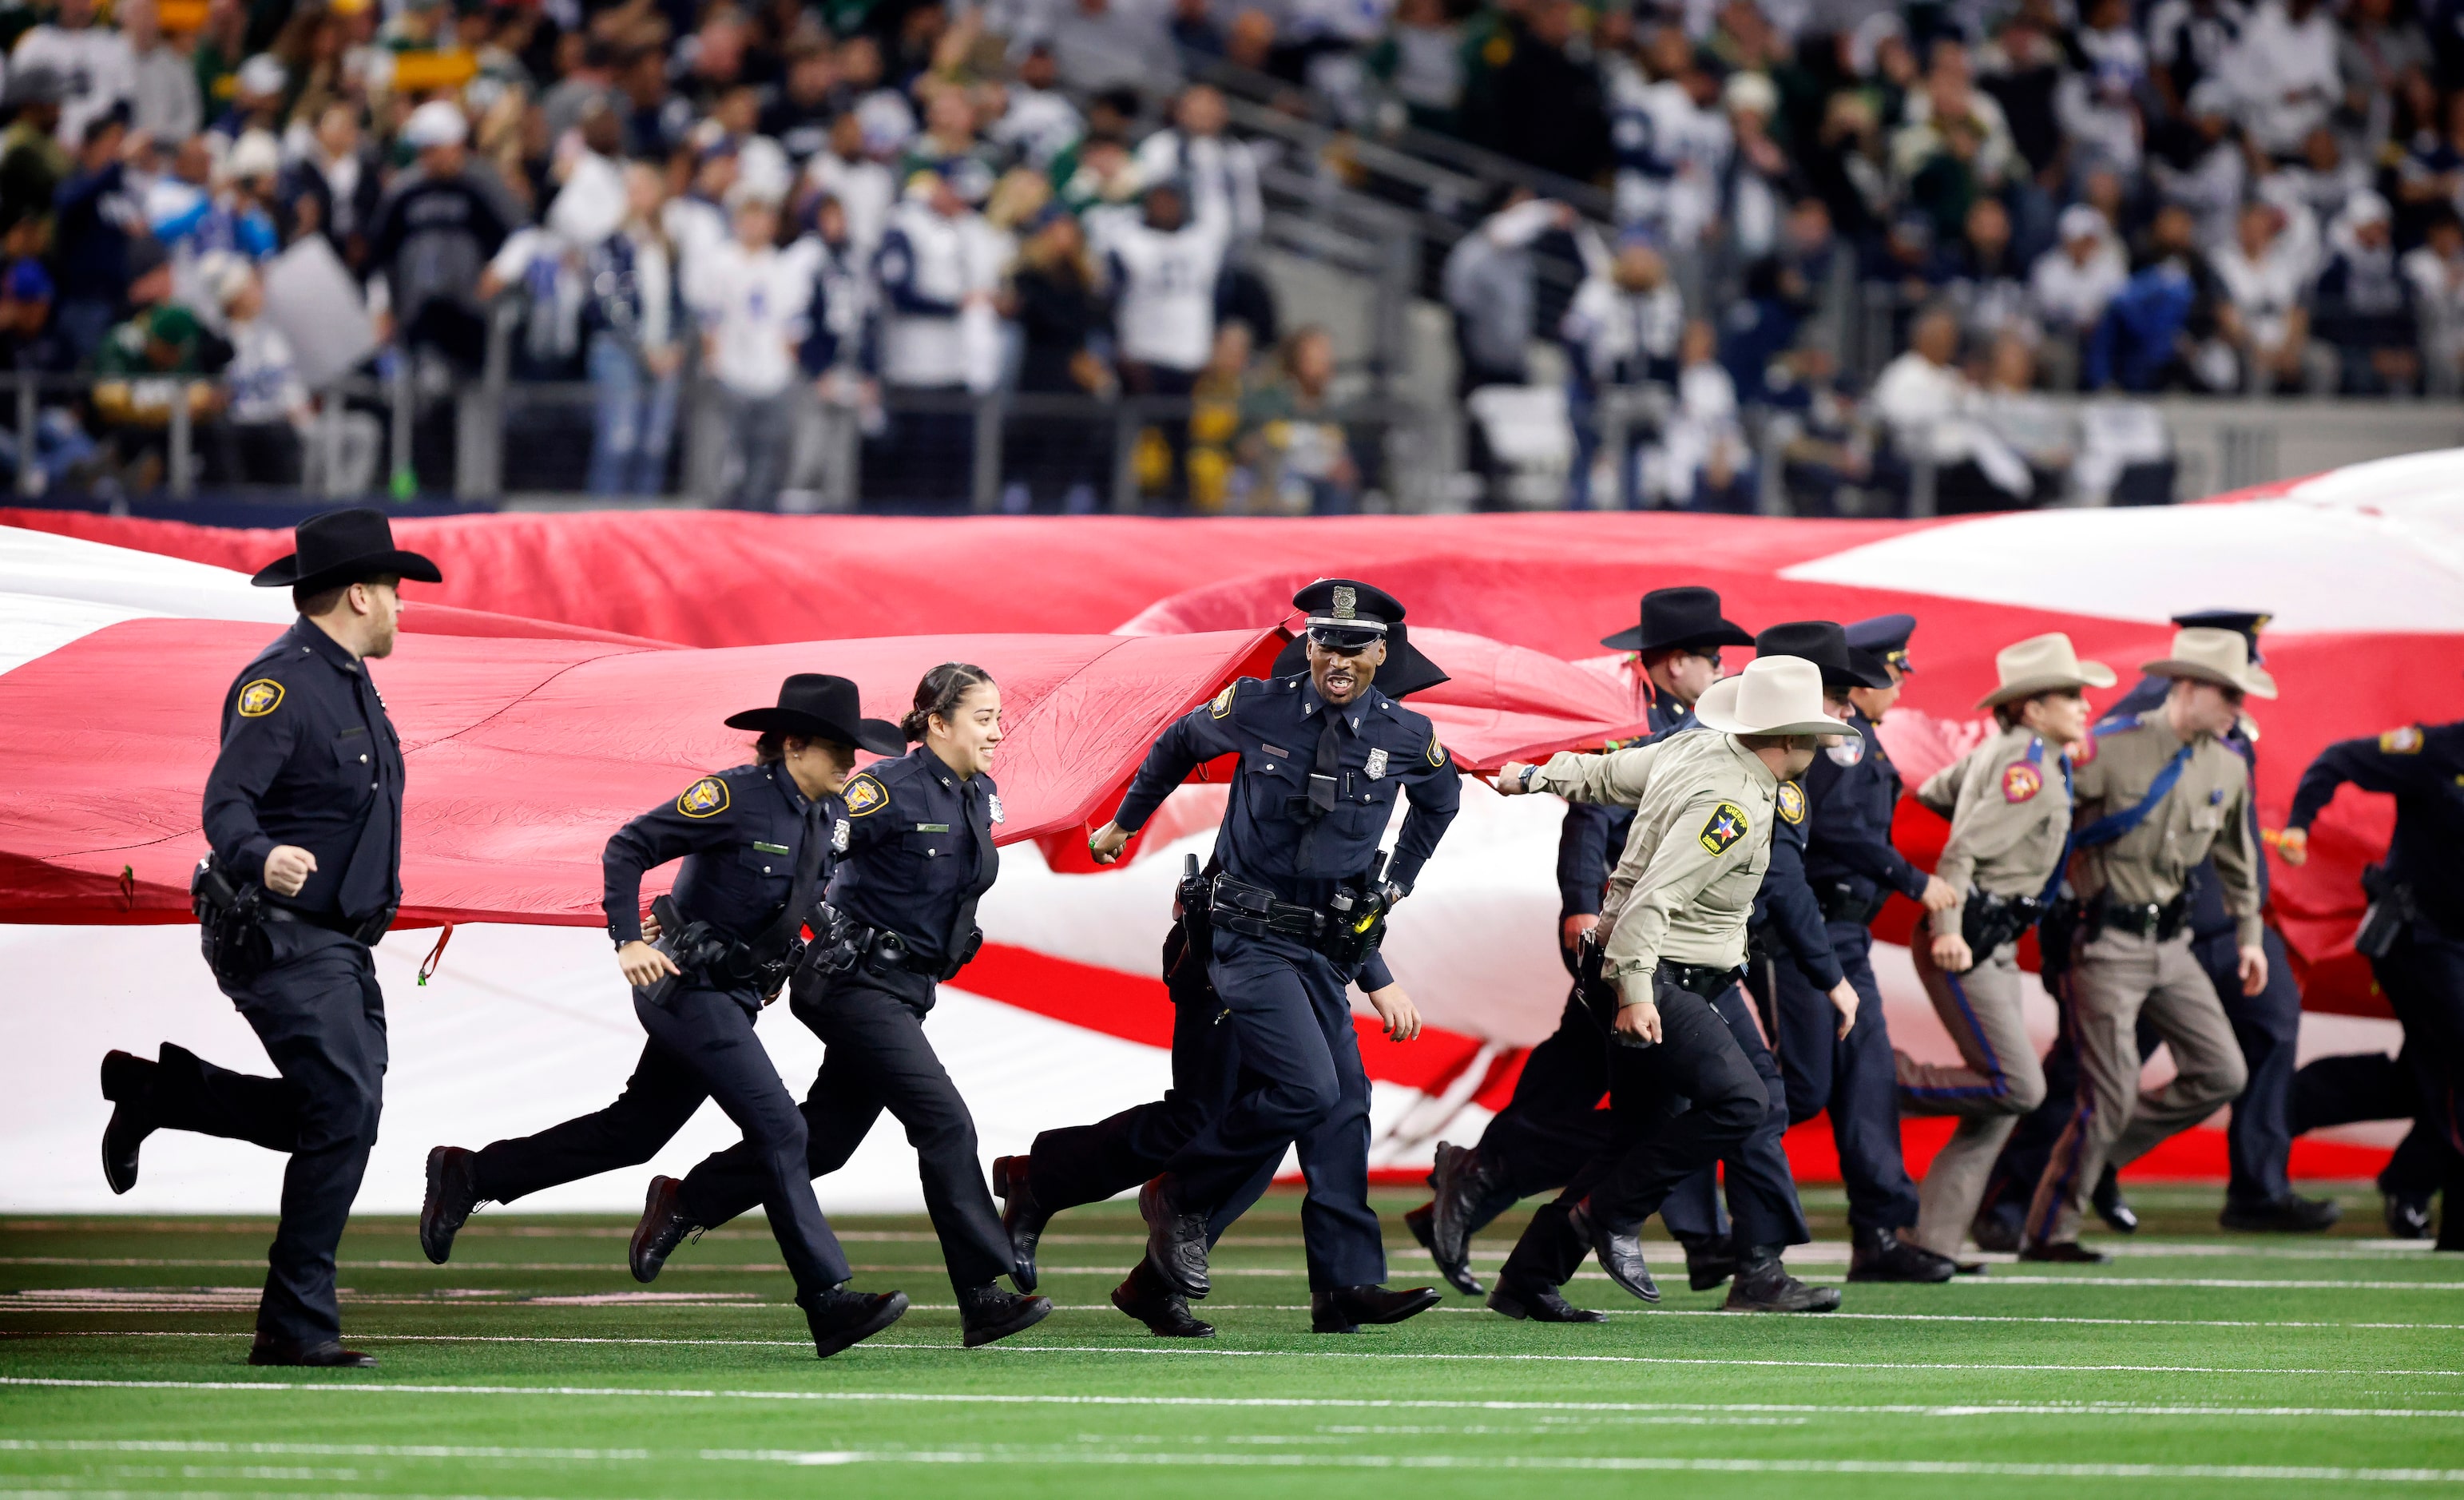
958, 1283, 1053, 1347
1111, 1260, 1215, 1337
1569, 1198, 1658, 1303
1139, 1175, 1211, 1299
801, 1284, 909, 1358
419, 1145, 483, 1265
99, 1050, 157, 1196
629, 1176, 701, 1284
1847, 1225, 1956, 1283
1723, 1247, 1840, 1312
1676, 1232, 1737, 1291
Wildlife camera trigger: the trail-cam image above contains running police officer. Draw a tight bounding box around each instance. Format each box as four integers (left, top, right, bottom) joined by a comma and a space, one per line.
635, 664, 1052, 1347
408, 675, 911, 1355
994, 627, 1446, 1338
98, 509, 434, 1368
1784, 613, 1960, 1282
2279, 714, 2464, 1251
1410, 585, 1752, 1292
2019, 627, 2270, 1260
1085, 581, 1460, 1330
1898, 633, 2111, 1264
1490, 657, 1852, 1323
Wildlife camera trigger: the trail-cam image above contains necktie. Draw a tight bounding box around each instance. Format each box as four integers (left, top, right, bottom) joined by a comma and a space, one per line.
1297, 709, 1347, 869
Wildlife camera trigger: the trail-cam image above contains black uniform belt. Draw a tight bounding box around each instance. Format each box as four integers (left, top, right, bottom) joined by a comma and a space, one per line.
1815, 879, 1891, 927
2088, 894, 2189, 941
1659, 961, 1744, 998
1208, 876, 1326, 941
847, 925, 941, 977
264, 903, 395, 946
1962, 890, 2046, 955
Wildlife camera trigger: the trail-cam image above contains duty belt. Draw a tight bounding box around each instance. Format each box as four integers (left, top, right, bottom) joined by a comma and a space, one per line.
1208, 876, 1327, 942
264, 903, 395, 946
847, 924, 942, 977
1962, 889, 2046, 956
1815, 879, 1891, 927
1659, 961, 1744, 998
2089, 893, 2189, 941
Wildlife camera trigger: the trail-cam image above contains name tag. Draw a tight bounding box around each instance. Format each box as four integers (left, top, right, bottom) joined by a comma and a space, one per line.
752, 841, 791, 855
916, 823, 951, 833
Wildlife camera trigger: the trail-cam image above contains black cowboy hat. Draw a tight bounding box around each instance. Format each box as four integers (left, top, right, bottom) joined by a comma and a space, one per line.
724, 673, 904, 755
249, 507, 444, 594
1754, 621, 1891, 691
1600, 585, 1756, 654
1272, 618, 1450, 699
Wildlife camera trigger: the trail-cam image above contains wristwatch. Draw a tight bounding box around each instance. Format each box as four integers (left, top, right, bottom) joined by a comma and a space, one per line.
1518, 764, 1540, 793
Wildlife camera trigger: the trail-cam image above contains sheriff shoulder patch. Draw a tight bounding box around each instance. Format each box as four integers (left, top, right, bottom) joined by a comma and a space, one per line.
1776, 781, 1806, 824
2002, 762, 2043, 804
844, 772, 888, 817
677, 776, 730, 819
1210, 685, 1236, 719
1699, 801, 1749, 855
2382, 725, 2425, 754
1426, 734, 1447, 767
236, 679, 284, 717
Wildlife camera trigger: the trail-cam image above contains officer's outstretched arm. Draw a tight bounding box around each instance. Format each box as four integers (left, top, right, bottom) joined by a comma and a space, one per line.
1109, 696, 1246, 843
1526, 741, 1665, 808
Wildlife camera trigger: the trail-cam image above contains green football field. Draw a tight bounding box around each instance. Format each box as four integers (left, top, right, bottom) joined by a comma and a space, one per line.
4, 1185, 2461, 1499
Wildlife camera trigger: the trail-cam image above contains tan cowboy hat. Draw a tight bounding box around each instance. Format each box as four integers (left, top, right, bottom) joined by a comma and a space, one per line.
2142, 626, 2278, 700
1695, 656, 1861, 739
1976, 632, 2118, 709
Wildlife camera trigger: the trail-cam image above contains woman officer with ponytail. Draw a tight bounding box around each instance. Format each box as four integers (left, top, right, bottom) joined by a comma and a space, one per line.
637, 662, 1053, 1349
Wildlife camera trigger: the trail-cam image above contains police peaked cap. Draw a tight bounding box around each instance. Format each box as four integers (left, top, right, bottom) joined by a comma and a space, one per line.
2168, 609, 2271, 662
250, 506, 444, 595
1755, 621, 1891, 691
1294, 577, 1403, 649
725, 673, 906, 755
1272, 619, 1450, 699
1600, 585, 1756, 653
1845, 613, 1918, 675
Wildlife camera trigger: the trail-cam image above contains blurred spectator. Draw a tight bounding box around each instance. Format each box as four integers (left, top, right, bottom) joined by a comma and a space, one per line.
1974, 334, 2073, 499
52, 117, 143, 367
986, 45, 1084, 171
2313, 191, 2418, 393
90, 300, 224, 490
122, 0, 200, 145
2398, 89, 2464, 225
1725, 197, 1839, 402
2224, 0, 2339, 161
2031, 204, 2128, 388
1942, 196, 2032, 348
2149, 79, 2248, 250
368, 100, 524, 372
1030, 0, 1180, 93
1561, 236, 1681, 510
192, 131, 283, 262
1444, 190, 1569, 505
541, 37, 625, 149
201, 253, 308, 486
1978, 13, 2064, 190
1874, 304, 2031, 511
872, 170, 992, 501
2147, 0, 2248, 120
1763, 341, 1870, 514
808, 112, 894, 255
1367, 0, 1463, 135
2403, 205, 2464, 393
1238, 323, 1358, 514
1485, 0, 1609, 183
2089, 203, 2232, 391
14, 0, 134, 149
2339, 0, 2431, 150
584, 162, 684, 497
278, 105, 382, 270
1004, 202, 1109, 511
1655, 318, 1752, 513
902, 84, 1002, 207
693, 188, 808, 508
2274, 126, 2370, 235
1184, 319, 1250, 512
0, 67, 71, 233
208, 54, 287, 146
1136, 85, 1264, 246
1101, 179, 1225, 501
2058, 0, 2149, 187
2211, 198, 2334, 392
0, 256, 95, 492
1612, 30, 1731, 248
1169, 0, 1227, 59
1893, 41, 2020, 236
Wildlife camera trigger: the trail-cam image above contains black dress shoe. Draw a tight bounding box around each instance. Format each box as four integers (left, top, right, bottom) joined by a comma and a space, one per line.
248, 1336, 377, 1368
1425, 1141, 1494, 1288
1405, 1204, 1487, 1296
2220, 1193, 2342, 1233
1486, 1282, 1607, 1323
959, 1283, 1053, 1347
1311, 1283, 1442, 1334
1970, 1205, 2023, 1254
1570, 1199, 1658, 1304
990, 1154, 1048, 1293
2091, 1166, 2138, 1233
2386, 1192, 2434, 1240
800, 1285, 908, 1358
1139, 1175, 1211, 1300
2018, 1240, 2110, 1264
1848, 1226, 1956, 1284
1724, 1249, 1840, 1312
1111, 1262, 1215, 1337
1677, 1233, 1737, 1292
98, 1051, 155, 1196
629, 1176, 701, 1284
419, 1145, 483, 1265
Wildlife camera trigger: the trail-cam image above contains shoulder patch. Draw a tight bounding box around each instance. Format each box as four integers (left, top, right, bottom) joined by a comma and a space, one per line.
1776, 781, 1806, 824
236, 678, 284, 717
677, 776, 730, 819
2002, 762, 2043, 804
2382, 725, 2424, 754
1699, 800, 1749, 855
1209, 685, 1236, 719
1426, 733, 1447, 768
844, 772, 888, 817
1825, 736, 1864, 767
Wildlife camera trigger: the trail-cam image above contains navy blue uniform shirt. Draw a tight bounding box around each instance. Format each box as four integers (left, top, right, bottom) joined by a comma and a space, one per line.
602, 760, 847, 946
2287, 720, 2464, 935
1556, 686, 1693, 919
201, 617, 405, 923
1114, 673, 1461, 906
829, 746, 1002, 968
1803, 703, 1929, 910
1753, 777, 1845, 987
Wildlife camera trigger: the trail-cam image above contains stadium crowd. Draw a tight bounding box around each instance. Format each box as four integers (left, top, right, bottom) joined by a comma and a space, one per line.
0, 0, 2455, 506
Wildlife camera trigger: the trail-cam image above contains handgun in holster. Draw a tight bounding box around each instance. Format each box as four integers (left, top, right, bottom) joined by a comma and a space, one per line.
636, 894, 728, 1009
192, 855, 272, 986
2355, 863, 2415, 961
1316, 851, 1395, 974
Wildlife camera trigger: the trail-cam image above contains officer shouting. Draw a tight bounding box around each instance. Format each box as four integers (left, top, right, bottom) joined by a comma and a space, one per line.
97, 509, 438, 1369
1087, 580, 1459, 1328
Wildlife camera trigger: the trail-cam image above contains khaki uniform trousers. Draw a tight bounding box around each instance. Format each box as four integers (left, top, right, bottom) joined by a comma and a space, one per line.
2025, 927, 2248, 1246
1901, 938, 2048, 1258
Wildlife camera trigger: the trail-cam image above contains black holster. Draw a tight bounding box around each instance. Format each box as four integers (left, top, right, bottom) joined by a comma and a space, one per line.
2355, 863, 2416, 961
1962, 890, 2045, 957
191, 855, 272, 987
2038, 895, 2082, 979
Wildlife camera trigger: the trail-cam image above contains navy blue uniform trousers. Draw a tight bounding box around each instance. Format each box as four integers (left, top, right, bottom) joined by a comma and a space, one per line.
146, 923, 386, 1346
1659, 978, 1811, 1249
1770, 921, 1922, 1232
1469, 986, 1615, 1222
2294, 927, 2464, 1214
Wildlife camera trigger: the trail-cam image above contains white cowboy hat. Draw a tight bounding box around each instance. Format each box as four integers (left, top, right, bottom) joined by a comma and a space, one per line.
2142, 626, 2277, 700
1977, 632, 2117, 709
1694, 656, 1860, 740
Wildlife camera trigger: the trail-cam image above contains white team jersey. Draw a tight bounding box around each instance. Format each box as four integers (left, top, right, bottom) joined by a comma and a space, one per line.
688, 240, 811, 397
1614, 80, 1732, 245
1100, 216, 1227, 372
875, 200, 986, 389
807, 153, 894, 255
12, 25, 134, 145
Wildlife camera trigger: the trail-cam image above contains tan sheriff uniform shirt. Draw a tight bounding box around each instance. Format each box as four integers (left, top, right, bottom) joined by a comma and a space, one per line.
1535, 730, 1776, 1002
2070, 708, 2262, 948
1916, 724, 2074, 938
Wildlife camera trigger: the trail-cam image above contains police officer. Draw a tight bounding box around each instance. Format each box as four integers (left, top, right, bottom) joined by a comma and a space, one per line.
2279, 715, 2464, 1251
2019, 627, 2270, 1260
1978, 610, 2336, 1241
1779, 613, 1961, 1282
994, 627, 1446, 1338
409, 675, 911, 1354
1899, 634, 2112, 1264
1490, 657, 1853, 1322
1409, 585, 1751, 1292
1085, 580, 1461, 1328
634, 663, 1052, 1347
96, 509, 434, 1367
